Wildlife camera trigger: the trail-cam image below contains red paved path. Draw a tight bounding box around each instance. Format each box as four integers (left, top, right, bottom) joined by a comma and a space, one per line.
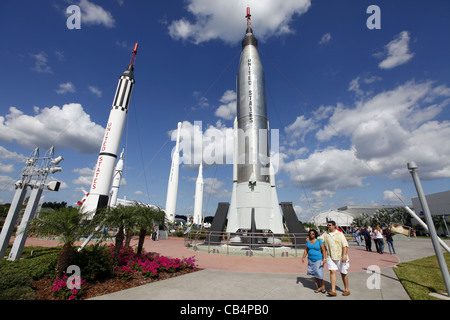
13, 236, 399, 274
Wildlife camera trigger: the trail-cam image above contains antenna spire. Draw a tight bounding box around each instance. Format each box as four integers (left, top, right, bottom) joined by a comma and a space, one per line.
129, 42, 138, 68
246, 6, 251, 29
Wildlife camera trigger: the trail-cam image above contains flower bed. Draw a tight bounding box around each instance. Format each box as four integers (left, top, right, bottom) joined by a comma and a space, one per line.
41, 244, 198, 300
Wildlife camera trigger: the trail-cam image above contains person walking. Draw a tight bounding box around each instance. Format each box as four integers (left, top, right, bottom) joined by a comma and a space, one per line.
385, 227, 396, 254
353, 227, 362, 246
370, 227, 380, 253
302, 229, 327, 293
319, 221, 350, 296
361, 227, 372, 252
374, 226, 384, 254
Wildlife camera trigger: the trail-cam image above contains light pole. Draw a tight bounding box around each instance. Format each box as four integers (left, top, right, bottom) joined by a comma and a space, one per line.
0, 146, 63, 260
408, 162, 450, 297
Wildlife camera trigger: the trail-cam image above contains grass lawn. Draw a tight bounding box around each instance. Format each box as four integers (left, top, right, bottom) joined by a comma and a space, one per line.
393, 252, 450, 300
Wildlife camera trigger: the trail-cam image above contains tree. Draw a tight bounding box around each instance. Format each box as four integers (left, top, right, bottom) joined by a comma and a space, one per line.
93, 205, 137, 262
28, 207, 96, 277
351, 213, 371, 228
133, 204, 166, 254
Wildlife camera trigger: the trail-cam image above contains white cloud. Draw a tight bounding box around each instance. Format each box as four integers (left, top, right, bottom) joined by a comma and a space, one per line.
0, 163, 15, 173
281, 79, 450, 197
284, 115, 317, 143
78, 0, 115, 28
168, 0, 311, 44
215, 90, 236, 120
377, 31, 414, 69
0, 103, 104, 154
282, 147, 369, 192
88, 86, 102, 98
383, 188, 405, 203
30, 52, 52, 73
56, 82, 76, 94
319, 33, 331, 45
72, 167, 94, 186
0, 146, 26, 162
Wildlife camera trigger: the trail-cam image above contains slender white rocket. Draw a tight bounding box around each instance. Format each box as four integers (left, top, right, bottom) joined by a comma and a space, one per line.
79, 43, 138, 219
226, 7, 284, 234
109, 149, 124, 208
165, 122, 182, 223
193, 163, 204, 225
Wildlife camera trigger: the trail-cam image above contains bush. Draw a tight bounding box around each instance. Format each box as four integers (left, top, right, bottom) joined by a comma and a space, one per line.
72, 244, 114, 281
0, 269, 35, 300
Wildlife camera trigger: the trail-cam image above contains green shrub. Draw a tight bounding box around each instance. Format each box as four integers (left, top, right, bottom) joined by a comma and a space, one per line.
0, 269, 35, 300
0, 269, 32, 290
0, 286, 36, 300
72, 244, 114, 281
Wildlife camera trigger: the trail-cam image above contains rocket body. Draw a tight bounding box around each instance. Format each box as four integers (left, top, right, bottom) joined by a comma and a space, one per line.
193, 163, 204, 225
165, 122, 182, 223
80, 64, 135, 218
226, 22, 284, 234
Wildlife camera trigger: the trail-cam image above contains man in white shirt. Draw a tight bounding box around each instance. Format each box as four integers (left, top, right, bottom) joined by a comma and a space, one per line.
319, 220, 350, 296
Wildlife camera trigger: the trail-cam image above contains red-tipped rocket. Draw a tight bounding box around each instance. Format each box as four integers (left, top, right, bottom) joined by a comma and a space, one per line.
80, 43, 138, 218
226, 8, 284, 234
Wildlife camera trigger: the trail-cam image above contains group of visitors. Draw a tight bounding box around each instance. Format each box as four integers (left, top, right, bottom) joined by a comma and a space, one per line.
301, 221, 350, 297
353, 226, 396, 254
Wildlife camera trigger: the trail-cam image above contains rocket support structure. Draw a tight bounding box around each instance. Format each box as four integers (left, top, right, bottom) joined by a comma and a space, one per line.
80, 43, 138, 218
226, 7, 284, 234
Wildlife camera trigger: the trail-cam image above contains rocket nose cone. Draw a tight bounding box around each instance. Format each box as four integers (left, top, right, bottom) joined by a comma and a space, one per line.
122, 64, 135, 79
242, 28, 258, 49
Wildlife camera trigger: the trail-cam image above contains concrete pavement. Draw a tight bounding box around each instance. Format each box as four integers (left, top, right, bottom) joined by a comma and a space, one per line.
89, 237, 450, 300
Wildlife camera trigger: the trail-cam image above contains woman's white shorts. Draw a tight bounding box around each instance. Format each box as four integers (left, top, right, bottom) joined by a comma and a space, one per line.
327, 258, 350, 274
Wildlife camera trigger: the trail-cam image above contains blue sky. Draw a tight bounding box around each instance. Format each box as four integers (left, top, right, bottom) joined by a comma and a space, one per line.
1, 0, 449, 222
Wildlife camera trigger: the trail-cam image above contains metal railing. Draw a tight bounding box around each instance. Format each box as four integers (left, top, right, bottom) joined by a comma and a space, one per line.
184, 230, 308, 257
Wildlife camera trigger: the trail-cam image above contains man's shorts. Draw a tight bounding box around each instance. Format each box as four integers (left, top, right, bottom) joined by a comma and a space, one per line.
327, 258, 350, 274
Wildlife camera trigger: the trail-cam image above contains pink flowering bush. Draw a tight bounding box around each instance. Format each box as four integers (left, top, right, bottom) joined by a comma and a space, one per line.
106, 244, 197, 280
52, 274, 85, 300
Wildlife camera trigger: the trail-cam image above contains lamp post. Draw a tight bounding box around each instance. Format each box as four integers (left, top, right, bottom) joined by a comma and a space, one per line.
408, 162, 450, 297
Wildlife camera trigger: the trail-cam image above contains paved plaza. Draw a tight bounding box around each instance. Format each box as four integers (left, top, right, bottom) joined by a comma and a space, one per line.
16, 235, 449, 300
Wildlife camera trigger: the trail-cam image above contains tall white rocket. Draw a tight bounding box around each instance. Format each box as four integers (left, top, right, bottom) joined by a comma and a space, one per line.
165, 122, 182, 223
109, 149, 124, 208
193, 163, 204, 225
80, 43, 138, 218
226, 7, 284, 234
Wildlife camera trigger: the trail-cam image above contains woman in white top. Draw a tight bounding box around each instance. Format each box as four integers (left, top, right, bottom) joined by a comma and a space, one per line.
374, 226, 384, 254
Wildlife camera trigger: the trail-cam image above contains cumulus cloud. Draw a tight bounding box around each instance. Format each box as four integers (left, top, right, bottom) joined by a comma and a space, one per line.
377, 31, 414, 69
168, 0, 311, 44
78, 0, 115, 28
0, 103, 105, 154
282, 79, 450, 195
383, 188, 405, 203
72, 167, 94, 186
215, 90, 236, 120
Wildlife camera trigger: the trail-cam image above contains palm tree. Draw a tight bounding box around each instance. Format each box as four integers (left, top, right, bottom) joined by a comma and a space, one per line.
28, 207, 96, 277
93, 204, 137, 261
133, 204, 166, 255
